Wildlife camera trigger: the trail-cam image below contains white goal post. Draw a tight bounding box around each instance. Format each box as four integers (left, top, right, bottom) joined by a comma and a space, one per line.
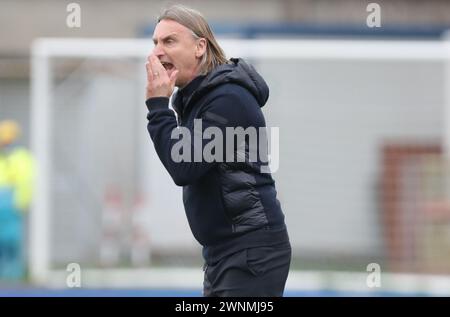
30, 37, 450, 294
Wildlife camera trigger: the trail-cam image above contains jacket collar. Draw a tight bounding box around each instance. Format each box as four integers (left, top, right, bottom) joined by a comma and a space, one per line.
173, 75, 206, 118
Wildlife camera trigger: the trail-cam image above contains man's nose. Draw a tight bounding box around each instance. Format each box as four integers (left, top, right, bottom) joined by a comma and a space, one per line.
152, 44, 164, 58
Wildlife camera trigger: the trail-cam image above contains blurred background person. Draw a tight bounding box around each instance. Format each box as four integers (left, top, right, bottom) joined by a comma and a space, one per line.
0, 120, 35, 281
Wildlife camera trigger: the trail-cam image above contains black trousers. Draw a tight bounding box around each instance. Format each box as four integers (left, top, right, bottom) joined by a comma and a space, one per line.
203, 243, 291, 297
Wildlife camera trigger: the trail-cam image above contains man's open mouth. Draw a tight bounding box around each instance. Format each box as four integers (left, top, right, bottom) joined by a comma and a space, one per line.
161, 62, 174, 71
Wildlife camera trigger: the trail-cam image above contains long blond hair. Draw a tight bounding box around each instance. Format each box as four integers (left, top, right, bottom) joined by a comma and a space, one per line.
157, 4, 228, 75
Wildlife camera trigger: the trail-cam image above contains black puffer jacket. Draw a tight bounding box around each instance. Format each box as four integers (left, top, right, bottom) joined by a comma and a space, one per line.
146, 58, 289, 263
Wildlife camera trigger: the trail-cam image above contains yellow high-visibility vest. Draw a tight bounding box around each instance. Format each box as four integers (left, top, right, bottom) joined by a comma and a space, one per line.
0, 147, 35, 211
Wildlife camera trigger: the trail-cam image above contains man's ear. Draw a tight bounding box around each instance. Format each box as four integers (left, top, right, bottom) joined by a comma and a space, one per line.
196, 38, 207, 59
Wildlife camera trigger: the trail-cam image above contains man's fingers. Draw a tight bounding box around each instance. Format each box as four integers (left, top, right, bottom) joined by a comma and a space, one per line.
146, 54, 175, 98
150, 55, 167, 78
146, 61, 154, 81
169, 70, 179, 88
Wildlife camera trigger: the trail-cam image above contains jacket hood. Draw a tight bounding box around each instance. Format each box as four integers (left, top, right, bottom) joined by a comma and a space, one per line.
187, 58, 270, 109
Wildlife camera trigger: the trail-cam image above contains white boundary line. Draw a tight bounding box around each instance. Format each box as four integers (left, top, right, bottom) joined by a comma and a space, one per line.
44, 268, 450, 296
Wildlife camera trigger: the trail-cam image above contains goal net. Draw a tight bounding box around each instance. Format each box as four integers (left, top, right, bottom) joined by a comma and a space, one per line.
30, 37, 450, 295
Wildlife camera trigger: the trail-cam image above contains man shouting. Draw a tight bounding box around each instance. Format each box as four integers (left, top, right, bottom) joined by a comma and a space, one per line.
145, 4, 291, 297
